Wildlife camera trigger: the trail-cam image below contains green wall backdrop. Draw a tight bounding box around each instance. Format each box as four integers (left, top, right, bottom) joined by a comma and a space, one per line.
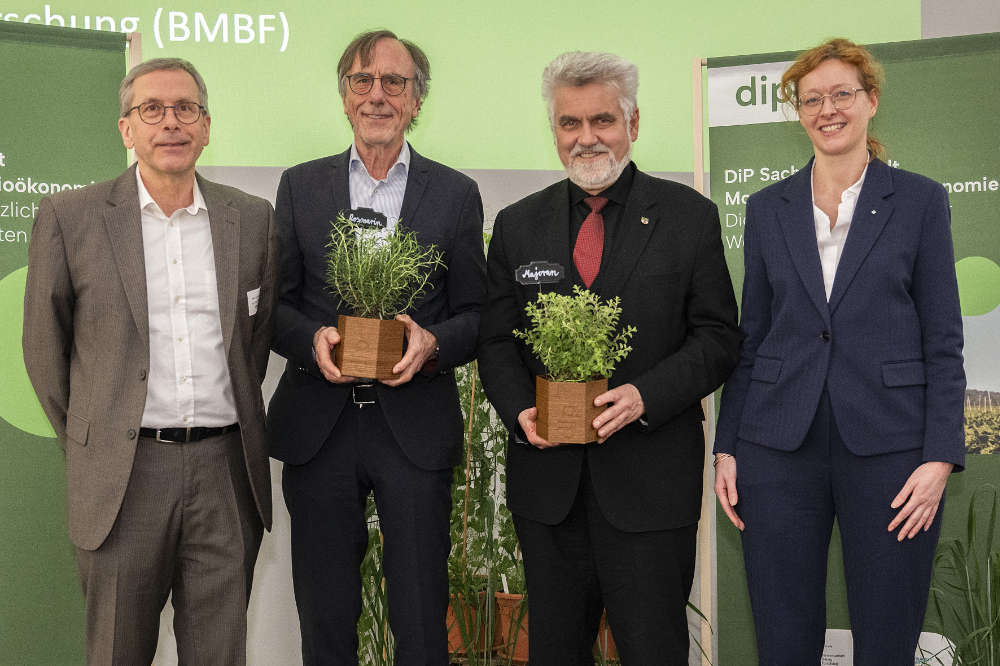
2, 0, 920, 174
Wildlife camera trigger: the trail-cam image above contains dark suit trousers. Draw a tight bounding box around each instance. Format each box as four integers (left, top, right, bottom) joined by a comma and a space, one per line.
513, 455, 697, 666
736, 390, 942, 666
282, 401, 453, 666
75, 431, 263, 666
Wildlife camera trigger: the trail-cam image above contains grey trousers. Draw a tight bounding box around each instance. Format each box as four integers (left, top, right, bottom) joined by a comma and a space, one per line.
75, 430, 263, 666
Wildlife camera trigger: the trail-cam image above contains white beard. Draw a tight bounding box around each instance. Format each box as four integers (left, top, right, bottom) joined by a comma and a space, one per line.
565, 141, 632, 192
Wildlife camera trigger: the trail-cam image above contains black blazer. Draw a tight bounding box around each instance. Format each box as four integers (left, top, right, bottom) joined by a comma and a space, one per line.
478, 167, 742, 532
267, 147, 486, 471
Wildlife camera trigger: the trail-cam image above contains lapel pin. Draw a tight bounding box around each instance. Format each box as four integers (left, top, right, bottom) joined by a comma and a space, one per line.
640, 217, 649, 225
871, 210, 876, 214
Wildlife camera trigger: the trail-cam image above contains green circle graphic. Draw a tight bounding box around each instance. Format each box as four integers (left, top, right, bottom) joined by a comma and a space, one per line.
0, 267, 57, 438
956, 257, 1000, 317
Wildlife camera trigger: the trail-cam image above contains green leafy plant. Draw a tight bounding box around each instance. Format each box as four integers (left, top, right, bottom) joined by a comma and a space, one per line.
358, 495, 394, 666
325, 214, 445, 320
447, 360, 506, 664
925, 484, 1000, 665
515, 286, 635, 383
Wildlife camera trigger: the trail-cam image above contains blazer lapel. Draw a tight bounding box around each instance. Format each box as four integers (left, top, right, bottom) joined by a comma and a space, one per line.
398, 146, 429, 233
776, 161, 831, 324
827, 159, 894, 314
201, 175, 239, 353
598, 169, 657, 300
328, 148, 352, 218
540, 181, 575, 296
103, 166, 149, 340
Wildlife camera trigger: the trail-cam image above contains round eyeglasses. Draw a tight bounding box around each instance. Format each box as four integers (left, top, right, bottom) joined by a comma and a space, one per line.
796, 87, 866, 116
344, 73, 412, 96
127, 101, 206, 125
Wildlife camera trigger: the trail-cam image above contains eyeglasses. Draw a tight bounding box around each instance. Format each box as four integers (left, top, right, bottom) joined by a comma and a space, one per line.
127, 101, 205, 125
796, 87, 866, 116
344, 73, 412, 96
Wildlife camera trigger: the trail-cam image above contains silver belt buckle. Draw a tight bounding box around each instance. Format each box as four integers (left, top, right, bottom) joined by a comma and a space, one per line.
352, 383, 376, 407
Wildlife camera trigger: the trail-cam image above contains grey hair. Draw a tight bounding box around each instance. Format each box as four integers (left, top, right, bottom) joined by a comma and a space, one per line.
119, 58, 208, 117
542, 51, 638, 132
336, 30, 430, 130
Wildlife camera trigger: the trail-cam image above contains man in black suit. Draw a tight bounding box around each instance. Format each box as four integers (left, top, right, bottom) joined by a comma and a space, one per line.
267, 29, 485, 665
478, 51, 741, 664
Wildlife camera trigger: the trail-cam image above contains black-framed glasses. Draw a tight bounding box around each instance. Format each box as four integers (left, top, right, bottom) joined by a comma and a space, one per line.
127, 101, 205, 125
344, 73, 411, 96
796, 87, 866, 116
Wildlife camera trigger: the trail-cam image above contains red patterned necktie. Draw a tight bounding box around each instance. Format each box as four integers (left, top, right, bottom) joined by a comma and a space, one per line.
574, 196, 608, 288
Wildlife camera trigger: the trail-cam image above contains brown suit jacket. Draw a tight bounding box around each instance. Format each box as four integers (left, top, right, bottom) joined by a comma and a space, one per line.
23, 164, 280, 551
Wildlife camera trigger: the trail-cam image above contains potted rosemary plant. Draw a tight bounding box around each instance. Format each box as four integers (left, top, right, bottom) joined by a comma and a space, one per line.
515, 286, 635, 444
325, 213, 444, 379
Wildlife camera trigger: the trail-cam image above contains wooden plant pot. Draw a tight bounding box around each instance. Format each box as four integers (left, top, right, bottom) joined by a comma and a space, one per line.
334, 314, 404, 380
535, 376, 608, 444
495, 592, 529, 665
446, 592, 502, 656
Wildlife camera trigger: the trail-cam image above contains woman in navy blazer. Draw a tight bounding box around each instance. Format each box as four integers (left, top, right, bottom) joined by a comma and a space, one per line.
714, 39, 965, 665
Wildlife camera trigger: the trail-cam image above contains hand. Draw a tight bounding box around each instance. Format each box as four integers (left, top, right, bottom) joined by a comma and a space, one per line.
381, 314, 437, 387
313, 326, 357, 384
592, 383, 644, 443
517, 407, 557, 449
714, 455, 744, 530
888, 461, 953, 541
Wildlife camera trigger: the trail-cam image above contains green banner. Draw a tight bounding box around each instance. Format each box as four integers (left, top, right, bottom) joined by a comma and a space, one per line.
708, 32, 1000, 664
0, 21, 126, 665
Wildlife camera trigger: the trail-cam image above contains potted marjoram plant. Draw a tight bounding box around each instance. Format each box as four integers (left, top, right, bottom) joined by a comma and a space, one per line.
515, 286, 634, 444
326, 213, 444, 379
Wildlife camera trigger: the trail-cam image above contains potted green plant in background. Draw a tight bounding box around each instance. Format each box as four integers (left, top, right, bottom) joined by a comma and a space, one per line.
325, 213, 444, 379
447, 360, 506, 663
515, 286, 635, 444
924, 484, 1000, 665
493, 520, 529, 666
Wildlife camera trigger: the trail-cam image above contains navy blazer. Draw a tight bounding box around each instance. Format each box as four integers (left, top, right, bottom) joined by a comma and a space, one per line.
267, 146, 486, 470
716, 158, 965, 468
478, 167, 742, 532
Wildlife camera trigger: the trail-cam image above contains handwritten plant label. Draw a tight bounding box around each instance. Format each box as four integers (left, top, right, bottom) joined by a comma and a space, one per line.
515, 261, 565, 285
344, 207, 388, 230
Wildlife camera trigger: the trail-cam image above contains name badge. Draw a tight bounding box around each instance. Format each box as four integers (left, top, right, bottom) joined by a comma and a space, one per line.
247, 287, 261, 316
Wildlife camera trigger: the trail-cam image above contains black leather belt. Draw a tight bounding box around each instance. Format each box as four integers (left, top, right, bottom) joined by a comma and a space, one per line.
352, 383, 377, 407
139, 423, 240, 443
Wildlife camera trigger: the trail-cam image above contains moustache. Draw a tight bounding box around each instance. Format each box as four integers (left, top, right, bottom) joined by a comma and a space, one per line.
570, 143, 610, 157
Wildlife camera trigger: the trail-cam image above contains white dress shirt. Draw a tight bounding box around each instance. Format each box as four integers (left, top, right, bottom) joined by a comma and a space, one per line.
812, 162, 869, 301
349, 141, 410, 235
137, 170, 238, 427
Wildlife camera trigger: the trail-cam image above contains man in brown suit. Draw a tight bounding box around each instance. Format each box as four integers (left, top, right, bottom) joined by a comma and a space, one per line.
22, 58, 280, 666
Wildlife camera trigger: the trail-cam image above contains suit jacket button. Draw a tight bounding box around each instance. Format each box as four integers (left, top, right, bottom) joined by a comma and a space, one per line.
127, 429, 137, 440
139, 370, 147, 380
821, 330, 830, 342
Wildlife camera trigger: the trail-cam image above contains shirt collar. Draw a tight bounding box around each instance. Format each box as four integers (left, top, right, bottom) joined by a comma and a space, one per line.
135, 167, 207, 215
350, 141, 410, 179
810, 155, 869, 206
569, 161, 636, 208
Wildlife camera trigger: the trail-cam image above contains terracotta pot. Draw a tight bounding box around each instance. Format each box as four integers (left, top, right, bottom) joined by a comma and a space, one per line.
535, 376, 608, 444
495, 592, 529, 665
446, 592, 502, 656
593, 610, 617, 659
334, 314, 404, 380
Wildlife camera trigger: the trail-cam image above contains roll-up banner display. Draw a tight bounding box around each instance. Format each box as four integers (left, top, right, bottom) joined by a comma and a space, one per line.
708, 32, 1000, 664
0, 21, 126, 666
